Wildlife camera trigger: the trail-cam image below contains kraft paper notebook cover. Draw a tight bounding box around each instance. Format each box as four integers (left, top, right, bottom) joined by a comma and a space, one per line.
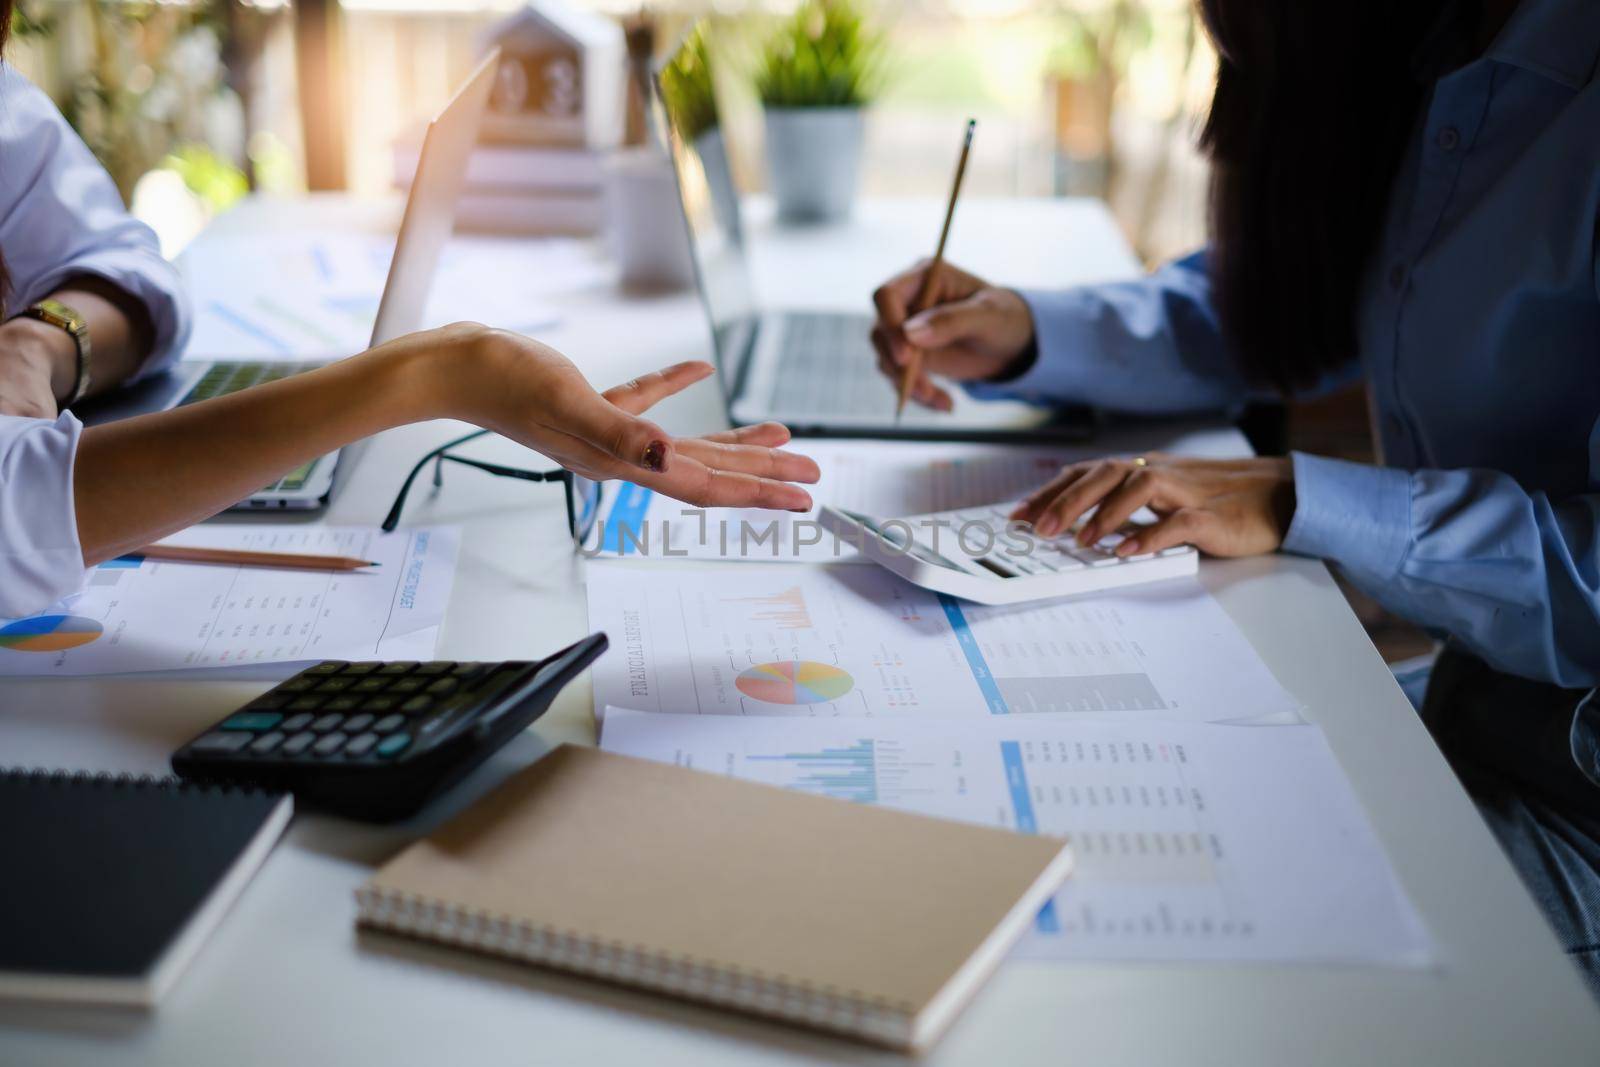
356, 744, 1072, 1051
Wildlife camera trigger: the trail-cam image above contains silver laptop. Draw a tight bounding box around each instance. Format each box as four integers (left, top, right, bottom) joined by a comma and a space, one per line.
78, 49, 500, 510
652, 31, 1091, 441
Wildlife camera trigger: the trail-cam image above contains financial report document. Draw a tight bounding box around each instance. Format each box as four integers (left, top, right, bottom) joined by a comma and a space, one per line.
586, 563, 1301, 721
0, 526, 458, 676
601, 709, 1433, 967
587, 439, 1079, 561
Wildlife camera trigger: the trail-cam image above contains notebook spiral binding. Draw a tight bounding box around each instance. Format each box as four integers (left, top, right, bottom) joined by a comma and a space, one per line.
354, 887, 912, 1047
1, 767, 275, 796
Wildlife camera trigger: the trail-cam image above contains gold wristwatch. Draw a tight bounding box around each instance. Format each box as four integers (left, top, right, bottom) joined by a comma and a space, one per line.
19, 298, 91, 405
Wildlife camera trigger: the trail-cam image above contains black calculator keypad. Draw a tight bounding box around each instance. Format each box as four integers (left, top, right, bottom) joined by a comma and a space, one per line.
182, 660, 530, 769
172, 635, 609, 822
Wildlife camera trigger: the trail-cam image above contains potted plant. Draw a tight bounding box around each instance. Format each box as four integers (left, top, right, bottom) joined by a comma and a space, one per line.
755, 0, 884, 223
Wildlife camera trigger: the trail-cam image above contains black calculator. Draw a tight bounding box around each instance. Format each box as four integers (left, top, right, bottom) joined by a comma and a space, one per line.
171, 632, 609, 821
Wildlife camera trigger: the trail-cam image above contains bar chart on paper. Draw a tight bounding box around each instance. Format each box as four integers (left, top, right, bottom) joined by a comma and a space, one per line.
601, 710, 1433, 966
587, 563, 1299, 721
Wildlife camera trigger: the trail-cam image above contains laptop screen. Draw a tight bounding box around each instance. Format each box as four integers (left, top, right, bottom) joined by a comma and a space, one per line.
654, 26, 758, 371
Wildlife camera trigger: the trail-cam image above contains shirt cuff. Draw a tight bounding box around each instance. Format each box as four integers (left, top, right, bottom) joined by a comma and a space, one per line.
1282, 452, 1413, 579
29, 246, 192, 381
963, 288, 1097, 405
0, 412, 89, 618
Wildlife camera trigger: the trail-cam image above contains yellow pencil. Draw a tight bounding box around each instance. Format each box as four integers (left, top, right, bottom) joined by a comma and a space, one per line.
130, 544, 379, 571
896, 118, 977, 421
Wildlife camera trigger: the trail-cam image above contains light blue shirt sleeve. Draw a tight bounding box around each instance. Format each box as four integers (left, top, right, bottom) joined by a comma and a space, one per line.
967, 250, 1360, 413
1284, 449, 1600, 688
0, 67, 191, 375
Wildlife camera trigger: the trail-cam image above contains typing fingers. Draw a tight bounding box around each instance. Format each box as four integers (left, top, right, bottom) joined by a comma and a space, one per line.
1030, 460, 1131, 539
1079, 469, 1161, 545
1116, 507, 1214, 557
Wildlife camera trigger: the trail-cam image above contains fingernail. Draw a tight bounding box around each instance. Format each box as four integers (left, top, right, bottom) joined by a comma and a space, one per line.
641, 440, 668, 472
904, 316, 932, 340
1078, 525, 1096, 545
1036, 517, 1058, 537
1117, 539, 1139, 557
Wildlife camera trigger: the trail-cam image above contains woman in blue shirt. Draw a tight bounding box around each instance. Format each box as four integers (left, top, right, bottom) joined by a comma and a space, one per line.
873, 0, 1600, 994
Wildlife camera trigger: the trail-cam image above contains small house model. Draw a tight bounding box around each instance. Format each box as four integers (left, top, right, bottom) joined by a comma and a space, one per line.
478, 1, 625, 149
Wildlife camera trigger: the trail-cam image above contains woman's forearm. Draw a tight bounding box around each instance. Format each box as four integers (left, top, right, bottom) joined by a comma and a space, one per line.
73, 326, 456, 564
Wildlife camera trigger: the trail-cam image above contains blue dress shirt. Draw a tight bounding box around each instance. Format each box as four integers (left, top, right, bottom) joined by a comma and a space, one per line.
973, 0, 1600, 703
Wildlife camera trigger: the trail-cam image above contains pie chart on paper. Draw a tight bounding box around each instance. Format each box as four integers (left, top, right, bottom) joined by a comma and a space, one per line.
0, 614, 103, 653
736, 660, 854, 705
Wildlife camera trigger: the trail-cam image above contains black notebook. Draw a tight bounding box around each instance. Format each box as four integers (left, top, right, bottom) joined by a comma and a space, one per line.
0, 769, 292, 1006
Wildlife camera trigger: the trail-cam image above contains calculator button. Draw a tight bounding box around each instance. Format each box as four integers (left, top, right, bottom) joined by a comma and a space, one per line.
1159, 547, 1190, 557
376, 732, 412, 758
278, 677, 318, 693
281, 732, 316, 755
221, 711, 283, 732
247, 692, 292, 711
413, 662, 453, 676
360, 696, 398, 713
311, 713, 345, 732
1090, 555, 1121, 568
377, 662, 418, 675
351, 677, 388, 693
282, 713, 314, 732
451, 662, 488, 677
342, 662, 381, 675
249, 731, 285, 754
286, 695, 326, 712
312, 732, 349, 756
425, 677, 459, 696
315, 677, 354, 693
373, 714, 405, 733
344, 733, 380, 757
401, 695, 435, 714
389, 677, 426, 694
323, 696, 360, 713
305, 661, 347, 676
190, 731, 252, 752
344, 713, 375, 733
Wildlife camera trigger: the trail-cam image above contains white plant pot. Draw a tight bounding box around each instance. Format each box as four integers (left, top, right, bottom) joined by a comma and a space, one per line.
763, 107, 865, 224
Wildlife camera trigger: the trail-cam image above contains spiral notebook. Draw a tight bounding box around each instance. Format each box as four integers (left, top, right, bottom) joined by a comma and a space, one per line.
0, 769, 292, 1007
356, 745, 1073, 1051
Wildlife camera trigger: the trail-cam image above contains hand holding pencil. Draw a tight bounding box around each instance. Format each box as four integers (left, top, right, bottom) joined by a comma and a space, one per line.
870, 122, 1039, 414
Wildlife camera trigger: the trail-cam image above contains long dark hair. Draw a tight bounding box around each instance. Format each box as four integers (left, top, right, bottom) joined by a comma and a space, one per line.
1196, 1, 1451, 392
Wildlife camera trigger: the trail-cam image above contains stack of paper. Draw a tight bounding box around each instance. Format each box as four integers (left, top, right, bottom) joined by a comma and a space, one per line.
585, 558, 1435, 969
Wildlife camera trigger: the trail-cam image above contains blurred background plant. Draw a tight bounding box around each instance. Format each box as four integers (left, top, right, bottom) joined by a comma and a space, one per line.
8, 0, 294, 251
754, 0, 884, 110
658, 19, 718, 142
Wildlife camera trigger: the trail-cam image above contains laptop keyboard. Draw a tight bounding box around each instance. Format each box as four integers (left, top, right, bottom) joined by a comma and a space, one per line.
178, 362, 322, 495
768, 313, 888, 416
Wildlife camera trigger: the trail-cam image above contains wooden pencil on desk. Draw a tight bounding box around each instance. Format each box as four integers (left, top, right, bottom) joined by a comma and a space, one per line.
896, 118, 978, 422
131, 544, 379, 571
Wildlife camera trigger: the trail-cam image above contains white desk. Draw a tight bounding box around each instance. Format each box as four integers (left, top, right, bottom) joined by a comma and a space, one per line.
2, 195, 1596, 1066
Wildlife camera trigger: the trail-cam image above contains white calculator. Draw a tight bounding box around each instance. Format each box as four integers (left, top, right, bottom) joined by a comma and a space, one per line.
819, 502, 1198, 605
